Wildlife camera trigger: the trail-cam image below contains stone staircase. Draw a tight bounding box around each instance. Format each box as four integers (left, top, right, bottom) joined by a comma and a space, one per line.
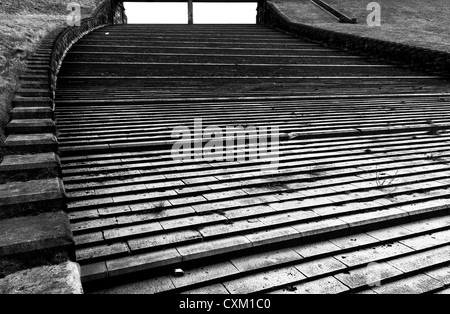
0, 34, 82, 294
55, 24, 450, 294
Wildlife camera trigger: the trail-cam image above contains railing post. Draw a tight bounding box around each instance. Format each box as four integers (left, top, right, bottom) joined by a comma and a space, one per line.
256, 0, 267, 25
188, 0, 193, 24
110, 0, 115, 24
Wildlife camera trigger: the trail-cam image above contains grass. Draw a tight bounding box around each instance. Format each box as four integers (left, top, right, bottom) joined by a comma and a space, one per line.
271, 0, 450, 53
0, 0, 103, 149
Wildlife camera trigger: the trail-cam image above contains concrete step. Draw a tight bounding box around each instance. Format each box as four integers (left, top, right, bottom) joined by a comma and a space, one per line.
0, 212, 74, 276
0, 153, 61, 182
55, 23, 450, 293
11, 107, 54, 120
12, 97, 53, 108
89, 215, 450, 293
20, 81, 50, 89
26, 64, 50, 69
3, 133, 58, 153
0, 178, 66, 219
0, 262, 83, 294
63, 54, 376, 65
19, 76, 49, 83
16, 89, 52, 98
6, 119, 56, 135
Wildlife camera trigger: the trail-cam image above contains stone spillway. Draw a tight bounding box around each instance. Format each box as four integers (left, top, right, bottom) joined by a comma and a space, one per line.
55, 24, 450, 294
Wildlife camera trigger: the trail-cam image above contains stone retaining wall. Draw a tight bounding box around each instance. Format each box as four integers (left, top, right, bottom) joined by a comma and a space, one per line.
51, 0, 127, 94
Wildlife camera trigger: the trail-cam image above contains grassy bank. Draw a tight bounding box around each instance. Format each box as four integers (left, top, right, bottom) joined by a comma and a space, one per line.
271, 0, 450, 53
0, 0, 102, 147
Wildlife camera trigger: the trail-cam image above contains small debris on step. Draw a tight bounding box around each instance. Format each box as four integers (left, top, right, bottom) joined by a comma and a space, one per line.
286, 285, 297, 292
174, 269, 185, 277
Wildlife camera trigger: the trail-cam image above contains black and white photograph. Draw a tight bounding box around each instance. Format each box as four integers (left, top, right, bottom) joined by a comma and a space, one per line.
1, 0, 450, 300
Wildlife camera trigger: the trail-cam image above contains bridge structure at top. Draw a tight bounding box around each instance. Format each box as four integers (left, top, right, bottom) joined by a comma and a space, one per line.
117, 0, 261, 25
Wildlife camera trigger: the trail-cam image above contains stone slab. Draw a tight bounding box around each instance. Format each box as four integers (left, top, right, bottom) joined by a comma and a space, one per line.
334, 242, 414, 267
6, 119, 56, 134
330, 233, 379, 249
0, 262, 83, 294
270, 276, 349, 294
425, 266, 450, 286
230, 248, 301, 272
371, 273, 443, 294
4, 134, 58, 153
177, 236, 252, 261
293, 240, 341, 258
387, 246, 450, 273
436, 288, 450, 294
334, 262, 403, 289
0, 211, 73, 258
170, 261, 239, 289
0, 178, 66, 219
80, 261, 108, 283
128, 229, 202, 252
17, 88, 51, 98
294, 257, 347, 278
94, 275, 175, 294
223, 266, 306, 294
76, 242, 129, 262
106, 248, 182, 278
12, 97, 53, 108
338, 208, 408, 228
366, 225, 413, 241
245, 227, 301, 247
182, 283, 230, 294
0, 153, 61, 179
399, 229, 450, 250
292, 218, 349, 238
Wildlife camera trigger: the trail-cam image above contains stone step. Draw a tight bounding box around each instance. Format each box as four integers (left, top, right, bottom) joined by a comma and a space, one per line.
16, 89, 52, 98
29, 54, 51, 58
90, 215, 450, 293
26, 60, 49, 64
0, 178, 66, 219
79, 202, 449, 283
436, 288, 450, 294
27, 56, 49, 61
0, 153, 61, 182
20, 81, 50, 89
0, 212, 74, 276
12, 97, 53, 108
361, 273, 445, 294
19, 76, 49, 84
63, 55, 376, 67
11, 107, 54, 120
21, 70, 50, 77
26, 65, 50, 70
0, 262, 83, 294
6, 119, 56, 135
3, 134, 58, 153
57, 23, 450, 293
